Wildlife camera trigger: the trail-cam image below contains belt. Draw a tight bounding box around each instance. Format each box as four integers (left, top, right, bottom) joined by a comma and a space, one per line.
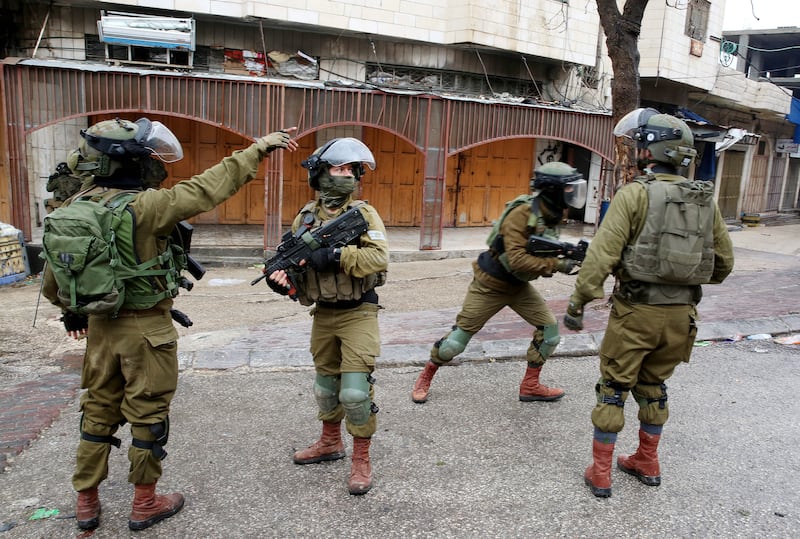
115, 307, 165, 318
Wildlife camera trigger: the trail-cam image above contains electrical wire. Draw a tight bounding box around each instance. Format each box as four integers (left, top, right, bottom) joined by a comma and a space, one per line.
474, 49, 496, 96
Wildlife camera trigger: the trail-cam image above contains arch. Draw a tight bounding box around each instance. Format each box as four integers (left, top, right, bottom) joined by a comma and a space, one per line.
2, 62, 615, 249
449, 134, 614, 166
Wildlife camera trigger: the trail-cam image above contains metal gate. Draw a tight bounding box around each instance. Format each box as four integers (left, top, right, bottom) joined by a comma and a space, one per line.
742, 154, 768, 214
719, 151, 744, 219
766, 154, 786, 211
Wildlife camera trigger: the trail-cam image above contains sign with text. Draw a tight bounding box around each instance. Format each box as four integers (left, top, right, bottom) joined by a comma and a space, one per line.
777, 139, 799, 154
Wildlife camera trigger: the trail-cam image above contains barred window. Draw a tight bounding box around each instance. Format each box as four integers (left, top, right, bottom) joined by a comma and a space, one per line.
685, 0, 710, 42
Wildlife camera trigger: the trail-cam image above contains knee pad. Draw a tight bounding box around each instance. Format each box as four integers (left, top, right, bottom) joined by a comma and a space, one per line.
591, 379, 629, 433
131, 417, 170, 461
633, 382, 669, 426
79, 413, 122, 448
313, 374, 341, 414
533, 323, 561, 361
434, 326, 473, 362
339, 372, 374, 426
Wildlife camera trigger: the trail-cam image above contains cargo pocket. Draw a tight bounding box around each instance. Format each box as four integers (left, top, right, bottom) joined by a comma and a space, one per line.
600, 297, 638, 359
142, 324, 179, 397
683, 308, 699, 362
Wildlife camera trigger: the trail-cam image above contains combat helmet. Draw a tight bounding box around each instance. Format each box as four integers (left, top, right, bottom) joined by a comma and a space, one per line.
301, 137, 376, 190
531, 161, 587, 209
79, 117, 183, 177
613, 108, 697, 168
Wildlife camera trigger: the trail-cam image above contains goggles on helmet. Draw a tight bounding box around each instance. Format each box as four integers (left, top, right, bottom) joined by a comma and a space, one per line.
613, 107, 682, 149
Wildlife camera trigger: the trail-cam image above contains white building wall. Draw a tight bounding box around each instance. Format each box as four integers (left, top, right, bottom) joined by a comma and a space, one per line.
84, 0, 600, 66
638, 1, 723, 93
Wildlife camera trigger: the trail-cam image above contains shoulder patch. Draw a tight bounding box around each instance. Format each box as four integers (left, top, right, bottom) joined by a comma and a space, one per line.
367, 230, 386, 241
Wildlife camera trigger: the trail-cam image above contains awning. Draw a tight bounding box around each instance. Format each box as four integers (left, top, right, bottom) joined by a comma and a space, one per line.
676, 108, 759, 154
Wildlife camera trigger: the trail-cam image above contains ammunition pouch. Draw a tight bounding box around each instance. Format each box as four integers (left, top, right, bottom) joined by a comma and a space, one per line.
476, 251, 523, 285
618, 280, 701, 305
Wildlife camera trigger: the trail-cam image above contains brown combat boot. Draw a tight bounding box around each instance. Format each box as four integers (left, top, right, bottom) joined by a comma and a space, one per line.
128, 482, 184, 531
76, 487, 101, 530
349, 437, 372, 495
617, 428, 662, 486
585, 438, 615, 498
411, 362, 439, 403
293, 421, 346, 464
519, 365, 565, 401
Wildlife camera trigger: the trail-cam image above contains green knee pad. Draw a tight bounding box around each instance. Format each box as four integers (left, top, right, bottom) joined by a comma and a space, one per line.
339, 372, 373, 426
633, 383, 669, 425
314, 374, 341, 414
533, 324, 561, 360
591, 380, 629, 432
434, 327, 474, 362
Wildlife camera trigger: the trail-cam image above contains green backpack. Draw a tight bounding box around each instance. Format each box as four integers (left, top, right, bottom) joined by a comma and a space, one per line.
41, 189, 184, 316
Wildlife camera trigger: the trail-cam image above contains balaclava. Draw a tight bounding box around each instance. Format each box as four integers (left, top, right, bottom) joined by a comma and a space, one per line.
318, 169, 357, 209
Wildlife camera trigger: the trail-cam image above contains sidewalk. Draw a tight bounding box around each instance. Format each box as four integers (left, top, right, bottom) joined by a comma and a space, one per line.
180, 222, 800, 371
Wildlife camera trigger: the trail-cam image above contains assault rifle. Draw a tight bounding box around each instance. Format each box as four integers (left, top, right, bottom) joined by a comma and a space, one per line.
250, 207, 369, 299
527, 235, 589, 264
170, 220, 206, 291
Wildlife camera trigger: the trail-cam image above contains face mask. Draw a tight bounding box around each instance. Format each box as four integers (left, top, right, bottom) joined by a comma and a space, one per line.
318, 172, 356, 208
537, 192, 565, 226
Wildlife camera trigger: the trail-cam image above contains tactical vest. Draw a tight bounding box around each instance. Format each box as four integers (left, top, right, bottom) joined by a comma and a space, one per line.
293, 200, 386, 307
485, 195, 558, 282
622, 174, 715, 289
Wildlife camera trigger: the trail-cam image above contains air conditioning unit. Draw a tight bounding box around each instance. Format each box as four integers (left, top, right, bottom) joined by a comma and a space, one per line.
98, 12, 195, 51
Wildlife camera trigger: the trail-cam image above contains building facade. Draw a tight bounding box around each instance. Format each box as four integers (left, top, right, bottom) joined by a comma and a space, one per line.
0, 0, 796, 249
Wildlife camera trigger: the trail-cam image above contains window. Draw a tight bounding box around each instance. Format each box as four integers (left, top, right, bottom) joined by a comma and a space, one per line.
685, 0, 710, 42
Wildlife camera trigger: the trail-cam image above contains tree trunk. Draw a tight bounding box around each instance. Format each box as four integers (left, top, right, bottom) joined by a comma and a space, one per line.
596, 0, 649, 194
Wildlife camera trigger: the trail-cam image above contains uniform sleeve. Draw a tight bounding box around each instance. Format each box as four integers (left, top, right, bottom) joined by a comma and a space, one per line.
709, 204, 734, 284
571, 183, 646, 305
501, 204, 559, 277
340, 204, 389, 278
133, 143, 268, 236
41, 264, 61, 308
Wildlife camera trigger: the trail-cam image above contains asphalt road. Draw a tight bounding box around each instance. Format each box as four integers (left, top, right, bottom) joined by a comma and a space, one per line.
0, 339, 798, 538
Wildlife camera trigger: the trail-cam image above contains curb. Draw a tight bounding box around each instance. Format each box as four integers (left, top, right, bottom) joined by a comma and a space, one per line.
176, 315, 800, 372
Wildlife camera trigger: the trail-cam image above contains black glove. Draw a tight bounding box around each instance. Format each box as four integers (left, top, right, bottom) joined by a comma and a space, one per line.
308, 247, 340, 272
62, 311, 88, 333
266, 275, 290, 296
563, 299, 584, 331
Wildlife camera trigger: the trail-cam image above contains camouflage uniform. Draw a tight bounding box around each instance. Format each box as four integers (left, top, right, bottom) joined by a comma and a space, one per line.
571, 170, 734, 497
451, 201, 562, 365
571, 175, 734, 435
43, 142, 274, 491
44, 163, 84, 213
290, 196, 389, 439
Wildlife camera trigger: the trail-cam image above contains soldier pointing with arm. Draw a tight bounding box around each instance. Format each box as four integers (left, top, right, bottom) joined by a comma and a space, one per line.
41, 118, 297, 530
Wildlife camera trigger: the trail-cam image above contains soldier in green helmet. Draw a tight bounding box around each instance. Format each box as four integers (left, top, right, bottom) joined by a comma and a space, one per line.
43, 151, 87, 213
563, 109, 734, 498
42, 117, 298, 530
411, 160, 587, 405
